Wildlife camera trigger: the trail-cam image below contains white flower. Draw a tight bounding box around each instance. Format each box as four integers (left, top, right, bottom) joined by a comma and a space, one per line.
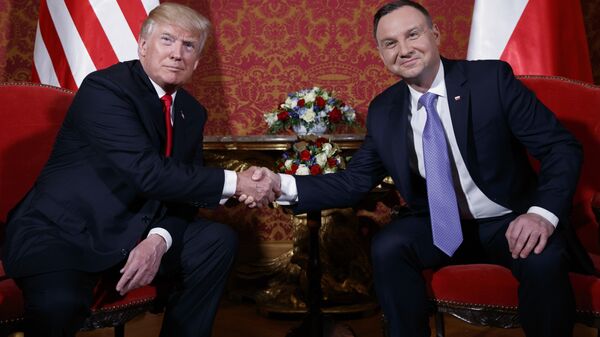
304, 91, 316, 103
315, 152, 328, 167
284, 159, 294, 170
301, 109, 316, 123
296, 164, 310, 175
323, 167, 337, 174
264, 112, 278, 126
321, 143, 333, 156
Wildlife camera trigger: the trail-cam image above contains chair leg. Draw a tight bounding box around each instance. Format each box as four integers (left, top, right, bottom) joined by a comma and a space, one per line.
435, 312, 445, 337
381, 313, 390, 337
114, 324, 125, 337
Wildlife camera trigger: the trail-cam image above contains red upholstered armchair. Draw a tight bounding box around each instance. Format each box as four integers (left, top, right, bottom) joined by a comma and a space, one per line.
0, 83, 157, 336
424, 76, 600, 336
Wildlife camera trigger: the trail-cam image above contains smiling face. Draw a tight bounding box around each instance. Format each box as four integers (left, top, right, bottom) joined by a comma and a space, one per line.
138, 22, 202, 93
375, 6, 441, 91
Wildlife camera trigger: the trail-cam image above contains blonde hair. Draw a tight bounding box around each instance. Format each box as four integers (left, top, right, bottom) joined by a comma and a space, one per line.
140, 2, 211, 52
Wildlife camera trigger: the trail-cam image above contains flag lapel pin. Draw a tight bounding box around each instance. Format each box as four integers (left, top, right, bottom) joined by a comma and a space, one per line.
454, 96, 461, 101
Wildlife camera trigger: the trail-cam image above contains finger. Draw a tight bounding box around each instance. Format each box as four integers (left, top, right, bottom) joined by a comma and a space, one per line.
505, 220, 518, 253
533, 233, 548, 255
511, 230, 530, 259
244, 196, 255, 206
519, 232, 540, 259
238, 194, 248, 202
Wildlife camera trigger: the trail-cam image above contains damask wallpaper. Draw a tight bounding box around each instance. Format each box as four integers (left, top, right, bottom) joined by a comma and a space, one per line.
0, 0, 598, 136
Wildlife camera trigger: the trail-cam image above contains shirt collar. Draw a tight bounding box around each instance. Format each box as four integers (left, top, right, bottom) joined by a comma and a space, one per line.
148, 77, 178, 102
407, 60, 446, 107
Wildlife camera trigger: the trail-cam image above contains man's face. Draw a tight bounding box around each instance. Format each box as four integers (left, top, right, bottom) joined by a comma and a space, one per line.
375, 6, 441, 89
138, 22, 202, 93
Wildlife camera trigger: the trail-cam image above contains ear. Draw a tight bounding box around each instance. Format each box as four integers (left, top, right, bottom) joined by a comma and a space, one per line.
431, 24, 441, 46
138, 37, 147, 58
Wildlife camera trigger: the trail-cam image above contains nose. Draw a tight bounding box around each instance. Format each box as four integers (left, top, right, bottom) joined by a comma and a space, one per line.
169, 42, 183, 60
397, 40, 412, 58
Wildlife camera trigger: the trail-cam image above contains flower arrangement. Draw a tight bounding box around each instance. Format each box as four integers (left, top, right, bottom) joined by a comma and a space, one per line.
275, 136, 347, 175
264, 86, 357, 135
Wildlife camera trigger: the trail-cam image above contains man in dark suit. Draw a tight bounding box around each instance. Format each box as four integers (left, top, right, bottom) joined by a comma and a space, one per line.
2, 3, 279, 337
247, 1, 592, 336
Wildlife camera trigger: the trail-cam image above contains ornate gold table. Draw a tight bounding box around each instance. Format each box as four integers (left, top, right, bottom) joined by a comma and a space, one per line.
201, 134, 377, 337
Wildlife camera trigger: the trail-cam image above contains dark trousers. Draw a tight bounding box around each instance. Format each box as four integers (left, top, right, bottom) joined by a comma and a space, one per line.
371, 213, 574, 337
16, 218, 238, 337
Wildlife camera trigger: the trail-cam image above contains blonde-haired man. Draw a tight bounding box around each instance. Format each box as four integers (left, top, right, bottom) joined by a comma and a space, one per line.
2, 3, 279, 336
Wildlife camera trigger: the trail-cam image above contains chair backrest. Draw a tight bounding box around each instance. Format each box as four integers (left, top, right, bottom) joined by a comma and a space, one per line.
518, 75, 600, 256
0, 83, 74, 223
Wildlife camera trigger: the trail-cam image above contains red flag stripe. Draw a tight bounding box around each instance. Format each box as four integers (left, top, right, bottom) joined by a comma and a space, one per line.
500, 0, 592, 82
64, 0, 119, 70
116, 0, 150, 40
38, 0, 77, 90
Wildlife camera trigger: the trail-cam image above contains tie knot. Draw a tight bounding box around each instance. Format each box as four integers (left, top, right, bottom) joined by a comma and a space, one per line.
161, 94, 172, 107
419, 92, 437, 110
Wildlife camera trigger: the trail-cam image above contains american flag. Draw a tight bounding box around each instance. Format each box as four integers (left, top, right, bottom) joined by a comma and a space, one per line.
32, 0, 159, 90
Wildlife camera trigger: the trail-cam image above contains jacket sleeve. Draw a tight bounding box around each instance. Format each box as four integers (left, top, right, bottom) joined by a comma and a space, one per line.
498, 62, 582, 221
70, 71, 225, 207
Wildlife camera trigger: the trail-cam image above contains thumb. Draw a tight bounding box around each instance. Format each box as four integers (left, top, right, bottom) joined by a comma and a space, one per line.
251, 168, 264, 181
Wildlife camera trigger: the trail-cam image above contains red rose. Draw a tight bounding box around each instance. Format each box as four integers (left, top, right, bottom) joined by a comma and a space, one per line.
329, 107, 342, 123
315, 137, 328, 147
291, 163, 299, 173
310, 165, 321, 175
277, 111, 289, 121
315, 96, 326, 108
297, 99, 305, 107
327, 157, 338, 167
300, 150, 311, 161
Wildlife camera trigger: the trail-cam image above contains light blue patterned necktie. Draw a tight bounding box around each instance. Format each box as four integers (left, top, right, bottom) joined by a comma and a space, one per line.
420, 92, 463, 256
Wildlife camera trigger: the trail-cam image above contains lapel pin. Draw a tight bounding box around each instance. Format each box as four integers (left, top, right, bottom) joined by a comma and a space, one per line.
180, 111, 185, 119
454, 96, 461, 101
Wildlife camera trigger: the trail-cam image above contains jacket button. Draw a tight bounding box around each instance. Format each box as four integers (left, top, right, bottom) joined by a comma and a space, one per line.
121, 248, 128, 256
142, 216, 151, 224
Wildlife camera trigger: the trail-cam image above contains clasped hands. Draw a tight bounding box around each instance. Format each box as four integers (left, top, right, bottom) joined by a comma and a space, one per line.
235, 166, 281, 207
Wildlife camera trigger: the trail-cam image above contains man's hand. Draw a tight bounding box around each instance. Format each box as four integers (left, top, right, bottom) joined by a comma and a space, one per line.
505, 213, 555, 259
236, 166, 281, 208
116, 234, 167, 295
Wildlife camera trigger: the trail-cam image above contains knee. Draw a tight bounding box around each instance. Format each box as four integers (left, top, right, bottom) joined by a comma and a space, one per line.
25, 287, 91, 327
371, 229, 411, 265
515, 247, 569, 281
213, 223, 239, 257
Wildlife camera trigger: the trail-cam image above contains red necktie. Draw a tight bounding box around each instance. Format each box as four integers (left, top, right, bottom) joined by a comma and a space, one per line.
161, 94, 173, 157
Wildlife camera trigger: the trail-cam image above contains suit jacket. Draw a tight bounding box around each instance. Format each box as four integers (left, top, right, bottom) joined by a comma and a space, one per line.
294, 59, 593, 273
2, 60, 225, 278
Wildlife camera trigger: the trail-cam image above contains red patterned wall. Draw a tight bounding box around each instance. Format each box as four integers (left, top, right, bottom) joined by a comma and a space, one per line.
0, 0, 598, 136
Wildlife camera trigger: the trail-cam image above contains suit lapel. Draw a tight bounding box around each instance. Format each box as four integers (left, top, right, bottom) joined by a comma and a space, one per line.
386, 82, 415, 202
443, 59, 471, 167
172, 94, 188, 160
132, 61, 166, 143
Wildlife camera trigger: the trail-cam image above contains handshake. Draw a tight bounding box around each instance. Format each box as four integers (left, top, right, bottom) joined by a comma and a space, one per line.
235, 166, 282, 208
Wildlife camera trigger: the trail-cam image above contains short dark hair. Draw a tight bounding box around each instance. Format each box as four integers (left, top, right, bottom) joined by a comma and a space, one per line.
373, 1, 433, 39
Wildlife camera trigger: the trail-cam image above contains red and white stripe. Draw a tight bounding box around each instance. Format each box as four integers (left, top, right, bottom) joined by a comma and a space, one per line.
32, 0, 159, 90
467, 0, 593, 83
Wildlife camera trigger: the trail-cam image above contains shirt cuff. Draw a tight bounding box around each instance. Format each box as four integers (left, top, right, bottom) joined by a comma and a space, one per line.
276, 173, 298, 205
527, 206, 559, 228
220, 170, 237, 205
148, 228, 172, 251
